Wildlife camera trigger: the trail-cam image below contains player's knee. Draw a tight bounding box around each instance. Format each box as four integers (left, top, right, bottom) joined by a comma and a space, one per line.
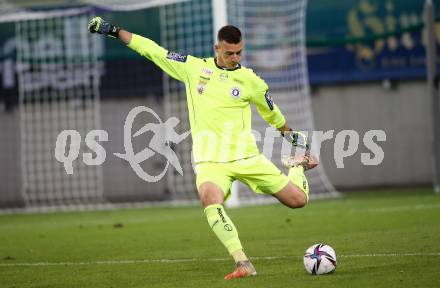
275, 187, 308, 209
294, 194, 308, 208
283, 193, 307, 209
288, 185, 308, 208
198, 182, 225, 207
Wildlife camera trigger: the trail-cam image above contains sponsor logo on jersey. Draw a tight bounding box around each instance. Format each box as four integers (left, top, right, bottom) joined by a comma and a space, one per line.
265, 91, 274, 110
201, 67, 213, 76
230, 87, 241, 99
219, 72, 228, 82
166, 51, 187, 62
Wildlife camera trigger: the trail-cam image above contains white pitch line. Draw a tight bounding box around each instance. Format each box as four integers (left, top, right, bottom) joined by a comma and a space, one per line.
1, 253, 439, 267
340, 253, 440, 257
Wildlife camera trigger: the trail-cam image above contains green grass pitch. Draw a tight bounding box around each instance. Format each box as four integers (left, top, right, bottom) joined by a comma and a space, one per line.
0, 188, 439, 288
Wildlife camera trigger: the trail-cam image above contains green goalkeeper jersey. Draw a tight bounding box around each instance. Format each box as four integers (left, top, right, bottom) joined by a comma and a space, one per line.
128, 34, 286, 163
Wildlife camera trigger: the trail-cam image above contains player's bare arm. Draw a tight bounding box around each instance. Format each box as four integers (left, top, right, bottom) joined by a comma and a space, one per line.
118, 29, 132, 45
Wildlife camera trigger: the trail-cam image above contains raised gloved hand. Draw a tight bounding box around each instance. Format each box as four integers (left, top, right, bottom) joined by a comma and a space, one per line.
88, 16, 120, 38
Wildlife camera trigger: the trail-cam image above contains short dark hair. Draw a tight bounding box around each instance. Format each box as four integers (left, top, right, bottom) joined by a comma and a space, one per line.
217, 25, 242, 44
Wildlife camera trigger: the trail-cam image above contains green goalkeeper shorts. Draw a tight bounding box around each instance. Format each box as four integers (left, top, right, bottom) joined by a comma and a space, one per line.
195, 154, 290, 201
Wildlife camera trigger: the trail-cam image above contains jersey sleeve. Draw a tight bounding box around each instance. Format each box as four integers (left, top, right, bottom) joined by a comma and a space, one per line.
250, 76, 286, 129
127, 33, 195, 82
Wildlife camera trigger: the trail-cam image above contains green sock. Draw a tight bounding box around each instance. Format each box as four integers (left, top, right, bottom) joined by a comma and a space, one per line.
204, 204, 243, 256
288, 166, 309, 201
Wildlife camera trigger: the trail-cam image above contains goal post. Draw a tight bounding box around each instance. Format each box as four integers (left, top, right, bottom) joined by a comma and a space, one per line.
211, 0, 241, 207
424, 0, 440, 194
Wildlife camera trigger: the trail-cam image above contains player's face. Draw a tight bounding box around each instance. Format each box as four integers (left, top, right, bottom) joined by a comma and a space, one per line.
215, 40, 243, 69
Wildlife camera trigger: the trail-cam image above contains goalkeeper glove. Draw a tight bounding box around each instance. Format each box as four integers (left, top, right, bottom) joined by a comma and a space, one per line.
282, 129, 309, 149
88, 16, 120, 38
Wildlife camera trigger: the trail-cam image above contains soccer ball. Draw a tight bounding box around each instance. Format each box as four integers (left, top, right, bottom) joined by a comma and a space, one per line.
303, 243, 337, 275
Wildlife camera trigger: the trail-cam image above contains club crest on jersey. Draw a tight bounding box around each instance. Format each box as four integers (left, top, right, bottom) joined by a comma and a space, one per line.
201, 67, 213, 76
197, 84, 206, 95
230, 87, 241, 99
197, 77, 209, 95
166, 51, 187, 62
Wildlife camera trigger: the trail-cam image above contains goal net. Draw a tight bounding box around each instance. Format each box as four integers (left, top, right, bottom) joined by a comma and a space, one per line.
0, 0, 337, 212
15, 8, 104, 209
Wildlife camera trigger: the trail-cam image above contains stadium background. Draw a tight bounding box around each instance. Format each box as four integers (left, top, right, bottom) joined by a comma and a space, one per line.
0, 1, 439, 287
0, 0, 438, 209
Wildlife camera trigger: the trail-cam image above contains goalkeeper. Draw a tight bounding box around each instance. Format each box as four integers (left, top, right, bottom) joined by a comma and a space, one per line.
88, 17, 318, 280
